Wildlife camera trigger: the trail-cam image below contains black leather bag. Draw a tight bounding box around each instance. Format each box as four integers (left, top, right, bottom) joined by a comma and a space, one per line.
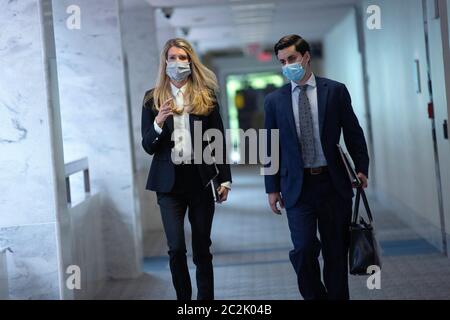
349, 186, 382, 275
336, 144, 382, 275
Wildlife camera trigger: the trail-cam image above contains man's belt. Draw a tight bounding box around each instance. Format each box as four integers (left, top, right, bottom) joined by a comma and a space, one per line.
304, 166, 328, 176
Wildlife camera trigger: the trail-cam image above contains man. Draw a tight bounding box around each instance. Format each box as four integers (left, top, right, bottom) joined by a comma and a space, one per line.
264, 34, 369, 300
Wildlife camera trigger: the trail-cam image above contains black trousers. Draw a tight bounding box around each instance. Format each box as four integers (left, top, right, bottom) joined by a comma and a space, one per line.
286, 171, 352, 300
156, 163, 215, 300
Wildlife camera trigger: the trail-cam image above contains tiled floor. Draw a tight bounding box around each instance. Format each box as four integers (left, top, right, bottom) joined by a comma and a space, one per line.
96, 165, 450, 300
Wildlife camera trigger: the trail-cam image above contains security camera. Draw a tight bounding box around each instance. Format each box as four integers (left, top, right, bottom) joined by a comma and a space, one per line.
181, 27, 190, 37
161, 7, 174, 19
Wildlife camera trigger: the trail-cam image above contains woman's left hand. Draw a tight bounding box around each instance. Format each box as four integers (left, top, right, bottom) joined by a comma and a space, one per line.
217, 186, 229, 203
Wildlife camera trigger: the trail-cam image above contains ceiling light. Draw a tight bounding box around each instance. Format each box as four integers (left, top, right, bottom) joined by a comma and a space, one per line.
233, 11, 274, 19
193, 17, 205, 23
234, 17, 272, 24
231, 3, 275, 11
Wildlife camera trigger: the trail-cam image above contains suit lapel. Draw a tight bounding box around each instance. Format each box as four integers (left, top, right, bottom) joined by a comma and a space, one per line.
316, 76, 328, 139
280, 83, 301, 149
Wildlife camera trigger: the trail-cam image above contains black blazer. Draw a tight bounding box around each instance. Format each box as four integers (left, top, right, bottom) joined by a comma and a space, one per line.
141, 89, 232, 192
264, 76, 369, 209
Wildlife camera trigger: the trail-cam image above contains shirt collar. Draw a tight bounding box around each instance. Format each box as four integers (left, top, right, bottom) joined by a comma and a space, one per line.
291, 72, 316, 92
170, 82, 187, 96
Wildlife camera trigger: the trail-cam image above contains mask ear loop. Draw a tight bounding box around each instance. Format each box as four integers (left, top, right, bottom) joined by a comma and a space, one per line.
299, 54, 308, 68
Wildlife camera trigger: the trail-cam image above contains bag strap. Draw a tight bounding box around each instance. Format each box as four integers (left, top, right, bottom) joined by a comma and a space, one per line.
352, 187, 374, 224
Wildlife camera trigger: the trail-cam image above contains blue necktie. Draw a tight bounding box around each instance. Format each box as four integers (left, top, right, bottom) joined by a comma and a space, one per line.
298, 84, 316, 167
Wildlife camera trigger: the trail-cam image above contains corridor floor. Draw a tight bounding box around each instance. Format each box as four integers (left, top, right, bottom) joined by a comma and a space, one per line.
96, 165, 450, 300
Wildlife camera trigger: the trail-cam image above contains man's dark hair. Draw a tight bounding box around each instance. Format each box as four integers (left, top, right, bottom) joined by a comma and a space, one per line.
274, 34, 310, 57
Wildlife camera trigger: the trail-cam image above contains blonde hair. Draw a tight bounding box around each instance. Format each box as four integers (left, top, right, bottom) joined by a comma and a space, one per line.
147, 38, 219, 116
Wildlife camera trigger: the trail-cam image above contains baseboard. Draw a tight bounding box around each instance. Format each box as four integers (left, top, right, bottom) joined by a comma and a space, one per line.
376, 190, 448, 254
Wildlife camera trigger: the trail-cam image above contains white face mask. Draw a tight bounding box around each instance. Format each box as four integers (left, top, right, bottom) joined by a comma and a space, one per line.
166, 61, 191, 82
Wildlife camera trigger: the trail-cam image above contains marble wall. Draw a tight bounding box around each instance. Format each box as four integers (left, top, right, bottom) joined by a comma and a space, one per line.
70, 194, 106, 299
0, 0, 66, 299
118, 0, 164, 248
52, 0, 142, 279
0, 224, 60, 299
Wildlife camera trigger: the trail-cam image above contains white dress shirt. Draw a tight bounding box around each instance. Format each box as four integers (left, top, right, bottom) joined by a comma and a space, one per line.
153, 83, 231, 190
291, 73, 327, 167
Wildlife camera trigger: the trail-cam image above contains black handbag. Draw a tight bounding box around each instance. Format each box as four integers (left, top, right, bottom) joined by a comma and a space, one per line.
349, 186, 382, 275
336, 144, 382, 275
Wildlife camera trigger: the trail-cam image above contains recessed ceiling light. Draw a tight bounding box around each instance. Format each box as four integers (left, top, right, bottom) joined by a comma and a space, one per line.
193, 17, 205, 23
235, 25, 269, 32
233, 11, 273, 19
231, 3, 275, 11
234, 17, 272, 24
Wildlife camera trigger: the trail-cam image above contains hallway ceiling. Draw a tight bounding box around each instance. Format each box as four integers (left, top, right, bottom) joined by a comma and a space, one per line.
144, 0, 359, 54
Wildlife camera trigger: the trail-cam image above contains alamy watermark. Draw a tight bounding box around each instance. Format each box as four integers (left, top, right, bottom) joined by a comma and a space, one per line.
66, 5, 81, 30
66, 265, 81, 290
366, 265, 381, 290
170, 121, 280, 176
366, 4, 382, 30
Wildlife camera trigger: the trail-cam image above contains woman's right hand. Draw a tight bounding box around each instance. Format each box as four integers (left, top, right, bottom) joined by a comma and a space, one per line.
155, 97, 174, 128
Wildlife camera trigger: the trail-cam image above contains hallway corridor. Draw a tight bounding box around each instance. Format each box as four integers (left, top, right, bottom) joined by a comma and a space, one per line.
96, 166, 450, 300
3, 0, 450, 301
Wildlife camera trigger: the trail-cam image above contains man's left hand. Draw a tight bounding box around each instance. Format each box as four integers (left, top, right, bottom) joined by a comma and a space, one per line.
356, 172, 368, 188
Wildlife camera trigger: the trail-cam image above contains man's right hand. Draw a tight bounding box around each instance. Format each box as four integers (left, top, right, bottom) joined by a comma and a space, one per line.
268, 192, 284, 215
155, 97, 174, 128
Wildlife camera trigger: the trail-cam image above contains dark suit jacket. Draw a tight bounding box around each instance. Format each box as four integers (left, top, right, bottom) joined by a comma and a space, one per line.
264, 76, 369, 209
141, 89, 232, 192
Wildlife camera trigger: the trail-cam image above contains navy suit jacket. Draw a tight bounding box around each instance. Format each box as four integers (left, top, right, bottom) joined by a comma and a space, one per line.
141, 89, 232, 192
264, 76, 369, 209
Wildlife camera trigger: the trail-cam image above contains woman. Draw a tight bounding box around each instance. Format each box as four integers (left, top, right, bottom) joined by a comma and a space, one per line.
141, 38, 232, 300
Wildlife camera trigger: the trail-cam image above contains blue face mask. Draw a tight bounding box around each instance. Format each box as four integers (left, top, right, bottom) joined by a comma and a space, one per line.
282, 58, 306, 82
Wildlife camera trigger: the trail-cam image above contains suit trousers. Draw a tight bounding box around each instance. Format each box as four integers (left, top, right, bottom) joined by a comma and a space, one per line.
156, 163, 215, 300
285, 171, 352, 300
